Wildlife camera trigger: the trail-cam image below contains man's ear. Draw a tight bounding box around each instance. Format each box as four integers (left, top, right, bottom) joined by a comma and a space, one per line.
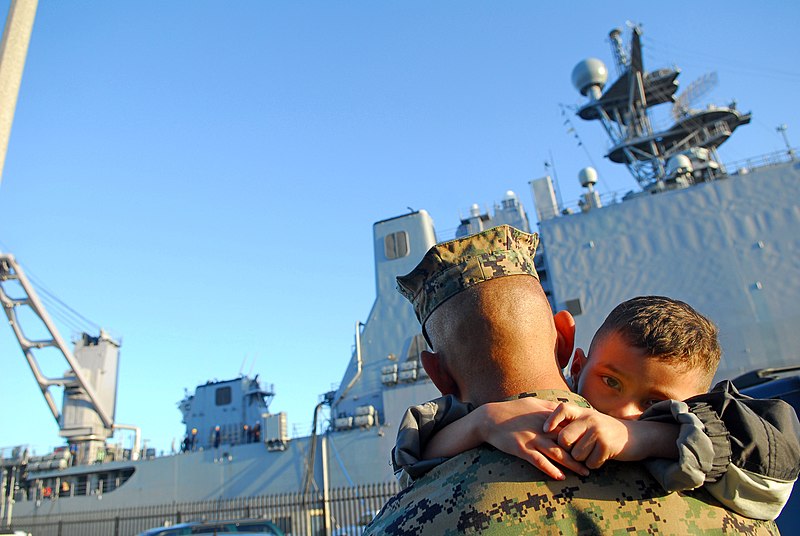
570, 347, 587, 385
553, 310, 576, 369
420, 350, 459, 397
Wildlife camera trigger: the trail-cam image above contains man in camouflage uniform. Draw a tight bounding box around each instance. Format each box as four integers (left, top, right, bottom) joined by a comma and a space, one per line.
364, 225, 778, 535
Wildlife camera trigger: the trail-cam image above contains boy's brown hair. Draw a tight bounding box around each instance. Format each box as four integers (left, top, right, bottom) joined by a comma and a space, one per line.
591, 296, 721, 389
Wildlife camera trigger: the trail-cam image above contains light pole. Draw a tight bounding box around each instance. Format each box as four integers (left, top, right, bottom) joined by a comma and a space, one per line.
776, 124, 796, 160
0, 0, 38, 187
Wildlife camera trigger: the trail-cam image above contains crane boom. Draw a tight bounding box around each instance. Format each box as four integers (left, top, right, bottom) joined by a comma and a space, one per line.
1, 254, 121, 463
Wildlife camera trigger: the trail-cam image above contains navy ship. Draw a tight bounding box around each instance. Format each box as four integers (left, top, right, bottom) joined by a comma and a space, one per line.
1, 9, 798, 536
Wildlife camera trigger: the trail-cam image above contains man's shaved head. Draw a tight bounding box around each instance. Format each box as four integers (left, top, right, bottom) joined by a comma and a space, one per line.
396, 225, 572, 405
424, 275, 566, 405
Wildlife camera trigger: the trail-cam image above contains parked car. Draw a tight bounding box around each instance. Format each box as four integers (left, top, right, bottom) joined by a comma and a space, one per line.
736, 365, 800, 534
138, 519, 283, 535
138, 523, 198, 536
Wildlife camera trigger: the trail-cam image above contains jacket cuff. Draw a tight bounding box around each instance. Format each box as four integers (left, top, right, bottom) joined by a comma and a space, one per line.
682, 399, 733, 482
641, 399, 731, 490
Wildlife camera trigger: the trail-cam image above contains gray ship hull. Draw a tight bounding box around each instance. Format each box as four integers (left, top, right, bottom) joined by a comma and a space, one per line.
11, 432, 400, 516
540, 158, 800, 381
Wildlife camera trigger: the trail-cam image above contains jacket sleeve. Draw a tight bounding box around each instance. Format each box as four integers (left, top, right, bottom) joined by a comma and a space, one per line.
392, 395, 473, 488
640, 380, 800, 520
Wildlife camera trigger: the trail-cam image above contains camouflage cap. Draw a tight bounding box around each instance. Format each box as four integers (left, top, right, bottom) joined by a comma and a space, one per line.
396, 225, 540, 326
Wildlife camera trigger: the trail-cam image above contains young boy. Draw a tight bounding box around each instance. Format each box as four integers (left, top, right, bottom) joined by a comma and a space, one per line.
393, 296, 800, 520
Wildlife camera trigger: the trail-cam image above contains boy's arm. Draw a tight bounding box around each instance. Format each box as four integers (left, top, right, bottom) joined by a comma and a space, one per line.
425, 397, 587, 480
640, 380, 800, 520
392, 394, 473, 487
422, 405, 485, 458
543, 403, 680, 466
393, 395, 588, 485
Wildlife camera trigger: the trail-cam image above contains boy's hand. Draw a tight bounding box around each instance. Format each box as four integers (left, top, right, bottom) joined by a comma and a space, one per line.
543, 403, 630, 467
479, 398, 590, 480
543, 403, 680, 468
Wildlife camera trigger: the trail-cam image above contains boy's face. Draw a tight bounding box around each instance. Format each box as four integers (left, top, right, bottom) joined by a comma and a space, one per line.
571, 331, 706, 420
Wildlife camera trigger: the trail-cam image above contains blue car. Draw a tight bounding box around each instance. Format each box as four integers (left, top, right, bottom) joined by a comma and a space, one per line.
737, 366, 800, 534
138, 519, 283, 535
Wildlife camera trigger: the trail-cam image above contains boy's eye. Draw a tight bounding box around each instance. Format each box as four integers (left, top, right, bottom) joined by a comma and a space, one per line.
601, 376, 620, 390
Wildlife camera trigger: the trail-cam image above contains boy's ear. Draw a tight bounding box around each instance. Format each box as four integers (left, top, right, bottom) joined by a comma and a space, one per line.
570, 347, 588, 384
420, 350, 459, 397
553, 310, 576, 368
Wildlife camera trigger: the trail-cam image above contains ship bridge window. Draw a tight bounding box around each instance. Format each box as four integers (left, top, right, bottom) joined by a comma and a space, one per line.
216, 386, 232, 406
384, 231, 409, 260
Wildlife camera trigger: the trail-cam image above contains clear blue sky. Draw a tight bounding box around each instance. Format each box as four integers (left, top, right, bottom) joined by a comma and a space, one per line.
1, 1, 798, 455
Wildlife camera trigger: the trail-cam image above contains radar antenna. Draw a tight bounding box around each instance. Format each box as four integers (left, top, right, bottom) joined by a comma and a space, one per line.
672, 72, 718, 122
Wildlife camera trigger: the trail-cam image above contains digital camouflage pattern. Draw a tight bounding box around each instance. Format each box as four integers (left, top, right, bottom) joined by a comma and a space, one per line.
366, 390, 780, 536
365, 450, 780, 535
396, 225, 539, 326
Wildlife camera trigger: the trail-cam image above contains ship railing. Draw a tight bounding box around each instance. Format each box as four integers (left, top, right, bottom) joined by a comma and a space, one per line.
291, 421, 317, 439
555, 147, 798, 216
723, 147, 798, 175
0, 445, 29, 465
558, 189, 627, 216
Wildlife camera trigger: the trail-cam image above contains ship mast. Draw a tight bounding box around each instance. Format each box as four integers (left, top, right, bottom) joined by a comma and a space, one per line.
571, 24, 752, 190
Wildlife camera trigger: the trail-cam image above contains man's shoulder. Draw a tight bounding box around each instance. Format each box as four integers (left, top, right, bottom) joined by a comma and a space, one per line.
516, 389, 591, 409
365, 446, 779, 535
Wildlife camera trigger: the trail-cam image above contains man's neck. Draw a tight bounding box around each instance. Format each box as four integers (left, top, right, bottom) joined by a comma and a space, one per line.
467, 372, 571, 406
